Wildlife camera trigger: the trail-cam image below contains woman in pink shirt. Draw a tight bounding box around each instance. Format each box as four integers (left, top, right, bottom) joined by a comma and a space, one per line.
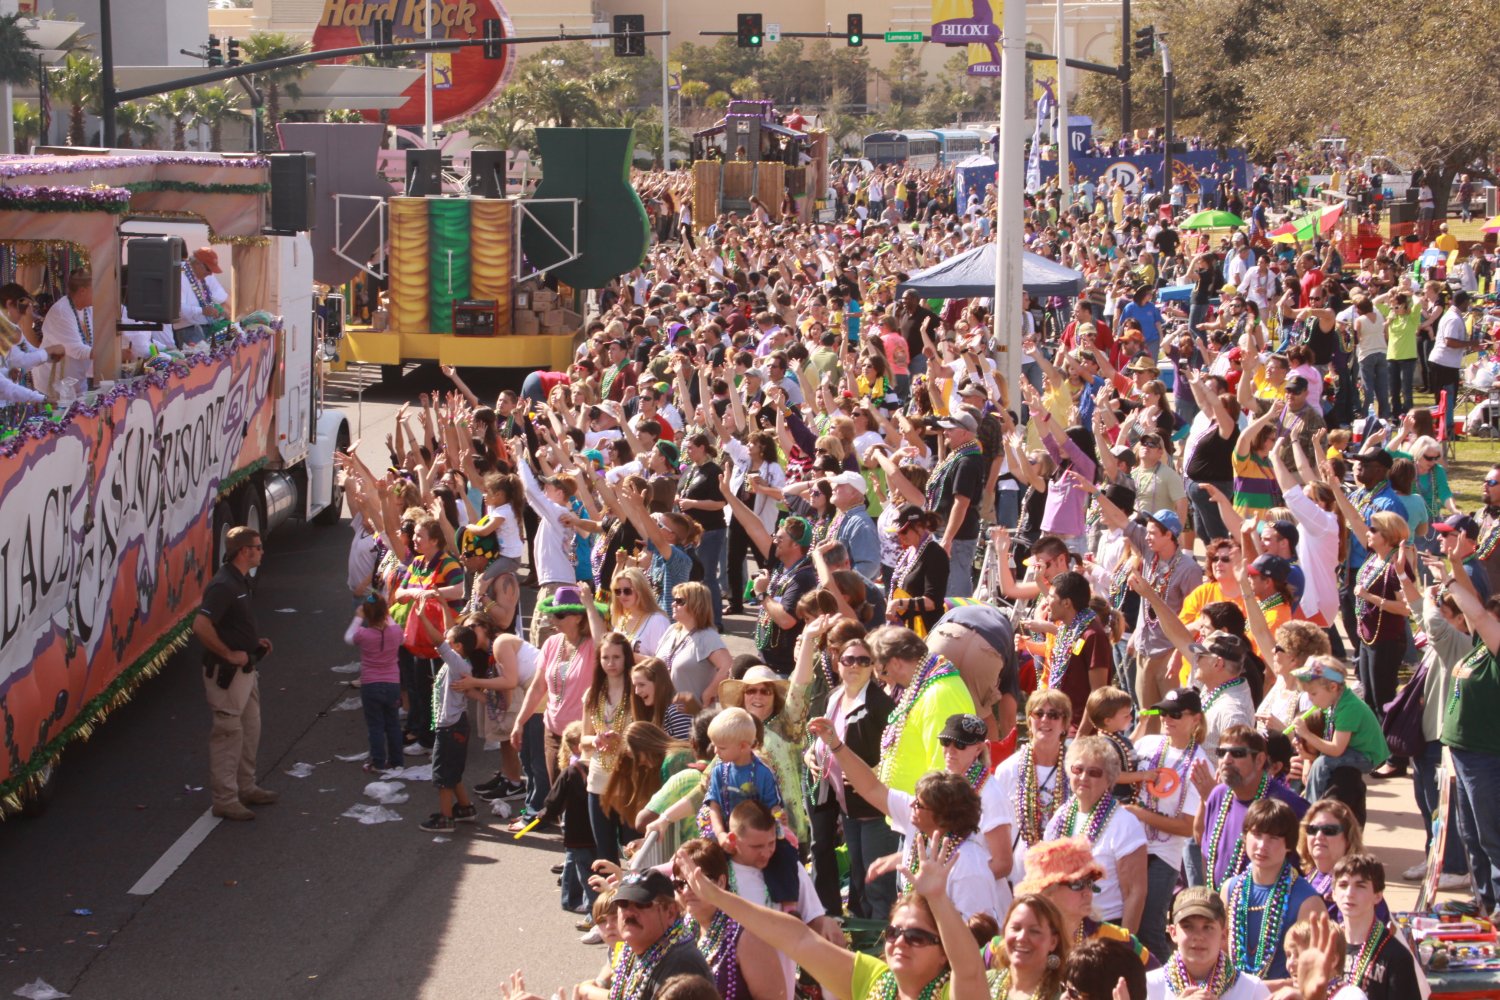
509, 585, 597, 785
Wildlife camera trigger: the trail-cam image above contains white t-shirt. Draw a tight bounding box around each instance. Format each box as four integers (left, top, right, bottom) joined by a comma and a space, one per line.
888, 789, 1001, 922
978, 775, 1016, 915
1353, 311, 1387, 360
1131, 736, 1208, 866
1282, 486, 1340, 626
732, 859, 824, 1000
516, 460, 577, 586
1146, 966, 1269, 1000
484, 501, 525, 560
1045, 801, 1148, 923
1429, 308, 1470, 368
1200, 681, 1257, 755
991, 748, 1066, 887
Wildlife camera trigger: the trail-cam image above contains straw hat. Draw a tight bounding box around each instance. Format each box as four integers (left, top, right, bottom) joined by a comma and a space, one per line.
719, 665, 790, 706
1016, 837, 1105, 895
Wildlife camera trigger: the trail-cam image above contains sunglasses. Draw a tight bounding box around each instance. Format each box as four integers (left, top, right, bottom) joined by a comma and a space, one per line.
1215, 746, 1252, 759
615, 588, 634, 596
671, 877, 690, 890
883, 924, 942, 947
1212, 555, 1233, 564
1069, 764, 1106, 780
1159, 709, 1188, 720
743, 686, 776, 697
1031, 709, 1065, 721
840, 655, 874, 667
1063, 878, 1101, 893
1422, 454, 1440, 462
1487, 480, 1500, 488
1306, 822, 1346, 838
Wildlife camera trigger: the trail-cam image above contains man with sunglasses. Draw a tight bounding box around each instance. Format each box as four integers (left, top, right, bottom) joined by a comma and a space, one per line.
1474, 468, 1500, 595
608, 870, 712, 1000
1194, 725, 1308, 892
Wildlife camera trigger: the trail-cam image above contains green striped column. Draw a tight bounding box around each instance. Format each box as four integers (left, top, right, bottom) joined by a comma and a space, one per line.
428, 198, 472, 333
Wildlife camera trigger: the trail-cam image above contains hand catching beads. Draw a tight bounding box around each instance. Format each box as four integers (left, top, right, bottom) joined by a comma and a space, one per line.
906, 832, 959, 902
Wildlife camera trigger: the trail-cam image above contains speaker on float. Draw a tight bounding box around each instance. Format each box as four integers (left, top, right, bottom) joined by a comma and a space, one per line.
126, 237, 185, 323
406, 149, 442, 196
268, 151, 317, 234
469, 150, 507, 198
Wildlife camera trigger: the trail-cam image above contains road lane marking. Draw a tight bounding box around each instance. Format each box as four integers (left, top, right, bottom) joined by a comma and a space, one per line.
127, 810, 222, 896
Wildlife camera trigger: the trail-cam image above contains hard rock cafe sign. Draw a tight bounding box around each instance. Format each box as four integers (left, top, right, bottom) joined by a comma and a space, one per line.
312, 0, 516, 126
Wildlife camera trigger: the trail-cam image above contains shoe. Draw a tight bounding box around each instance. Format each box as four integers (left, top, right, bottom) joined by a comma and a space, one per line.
474, 772, 505, 794
362, 762, 382, 774
580, 926, 603, 945
552, 863, 566, 875
576, 916, 595, 932
213, 803, 256, 821
1371, 762, 1407, 779
420, 812, 456, 833
241, 788, 279, 806
453, 804, 478, 824
726, 604, 745, 616
1402, 862, 1428, 881
1437, 873, 1470, 892
478, 778, 527, 801
403, 742, 429, 757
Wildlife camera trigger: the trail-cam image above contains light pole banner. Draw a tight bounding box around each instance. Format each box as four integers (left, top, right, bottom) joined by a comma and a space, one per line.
932, 0, 1000, 45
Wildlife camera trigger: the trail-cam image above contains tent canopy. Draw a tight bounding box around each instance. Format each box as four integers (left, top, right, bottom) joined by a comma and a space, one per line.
897, 243, 1085, 299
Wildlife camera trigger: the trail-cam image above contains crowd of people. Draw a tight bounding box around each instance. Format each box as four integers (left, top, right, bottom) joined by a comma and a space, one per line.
328, 156, 1500, 1000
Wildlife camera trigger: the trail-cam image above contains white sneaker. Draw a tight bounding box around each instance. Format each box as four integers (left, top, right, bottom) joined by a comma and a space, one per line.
1437, 873, 1470, 892
1402, 862, 1428, 881
580, 926, 603, 945
403, 742, 428, 756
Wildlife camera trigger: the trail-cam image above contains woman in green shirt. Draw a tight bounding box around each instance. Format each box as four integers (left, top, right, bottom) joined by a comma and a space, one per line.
1376, 289, 1422, 416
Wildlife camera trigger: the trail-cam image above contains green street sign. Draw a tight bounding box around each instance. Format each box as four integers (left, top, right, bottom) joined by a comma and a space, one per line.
884, 31, 923, 42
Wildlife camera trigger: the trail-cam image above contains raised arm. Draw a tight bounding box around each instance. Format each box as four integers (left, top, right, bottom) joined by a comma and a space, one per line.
1127, 571, 1203, 671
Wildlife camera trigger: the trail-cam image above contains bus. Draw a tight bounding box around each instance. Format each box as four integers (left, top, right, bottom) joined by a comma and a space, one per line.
863, 130, 941, 169
931, 128, 985, 165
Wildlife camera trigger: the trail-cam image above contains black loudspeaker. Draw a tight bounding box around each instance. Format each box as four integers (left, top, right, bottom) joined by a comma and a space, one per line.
268, 151, 316, 233
469, 150, 507, 198
126, 237, 185, 323
1387, 201, 1417, 225
406, 149, 442, 196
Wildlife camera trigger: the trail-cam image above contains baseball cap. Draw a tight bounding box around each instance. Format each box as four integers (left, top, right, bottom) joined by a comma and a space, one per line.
1267, 520, 1300, 547
827, 470, 868, 496
1248, 553, 1293, 583
611, 869, 676, 907
1142, 688, 1203, 716
937, 713, 988, 748
1285, 374, 1310, 394
1172, 886, 1227, 924
1433, 513, 1480, 540
1351, 447, 1393, 468
1141, 508, 1182, 536
935, 411, 978, 432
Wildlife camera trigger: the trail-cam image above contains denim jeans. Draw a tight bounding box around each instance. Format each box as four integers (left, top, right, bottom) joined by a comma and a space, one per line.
1390, 358, 1418, 415
1358, 352, 1391, 419
1449, 746, 1500, 912
697, 527, 728, 631
1139, 854, 1181, 963
588, 789, 638, 865
1183, 839, 1206, 888
995, 488, 1021, 531
947, 537, 978, 598
1187, 479, 1233, 541
1305, 747, 1374, 803
401, 650, 437, 749
1188, 303, 1210, 340
847, 814, 901, 920
562, 844, 599, 911
1413, 740, 1468, 876
520, 712, 549, 815
360, 681, 403, 769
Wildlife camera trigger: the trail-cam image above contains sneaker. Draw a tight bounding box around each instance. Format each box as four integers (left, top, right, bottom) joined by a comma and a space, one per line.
1437, 873, 1470, 892
576, 916, 595, 932
403, 742, 429, 757
473, 772, 505, 794
1402, 862, 1428, 881
499, 778, 527, 797
453, 804, 478, 824
580, 926, 603, 945
420, 813, 456, 833
478, 781, 519, 801
362, 761, 382, 774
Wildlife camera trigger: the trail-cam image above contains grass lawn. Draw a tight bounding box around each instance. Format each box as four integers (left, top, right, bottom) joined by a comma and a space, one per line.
1402, 385, 1500, 509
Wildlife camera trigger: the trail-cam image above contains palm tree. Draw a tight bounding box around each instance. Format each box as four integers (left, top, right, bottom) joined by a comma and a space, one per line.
113, 101, 157, 149
325, 109, 363, 123
678, 80, 709, 108
0, 13, 41, 89
462, 85, 530, 150
12, 100, 39, 151
147, 90, 195, 150
50, 52, 100, 146
238, 31, 310, 150
188, 86, 243, 151
517, 64, 598, 128
731, 76, 761, 99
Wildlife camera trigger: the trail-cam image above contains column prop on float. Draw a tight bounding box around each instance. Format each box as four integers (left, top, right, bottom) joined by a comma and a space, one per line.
428, 198, 472, 334
469, 197, 514, 334
992, 0, 1026, 400
390, 196, 431, 335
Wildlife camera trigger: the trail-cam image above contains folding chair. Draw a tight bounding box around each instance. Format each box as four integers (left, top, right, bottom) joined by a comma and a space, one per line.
1431, 389, 1452, 461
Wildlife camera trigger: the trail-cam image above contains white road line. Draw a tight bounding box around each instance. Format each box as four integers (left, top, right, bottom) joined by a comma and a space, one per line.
127, 810, 222, 896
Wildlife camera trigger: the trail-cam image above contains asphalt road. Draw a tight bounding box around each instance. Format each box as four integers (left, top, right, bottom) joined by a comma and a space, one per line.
0, 364, 672, 1000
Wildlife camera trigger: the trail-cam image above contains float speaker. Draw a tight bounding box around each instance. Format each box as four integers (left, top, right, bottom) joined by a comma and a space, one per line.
126, 237, 185, 323
406, 149, 443, 196
469, 150, 507, 198
268, 151, 316, 233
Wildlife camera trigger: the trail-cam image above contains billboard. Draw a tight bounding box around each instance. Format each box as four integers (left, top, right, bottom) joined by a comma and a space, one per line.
932, 0, 1000, 45
1039, 149, 1251, 195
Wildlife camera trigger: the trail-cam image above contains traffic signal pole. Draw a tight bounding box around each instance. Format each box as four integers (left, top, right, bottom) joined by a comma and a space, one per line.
99, 0, 118, 146
1120, 0, 1131, 135
1162, 40, 1173, 206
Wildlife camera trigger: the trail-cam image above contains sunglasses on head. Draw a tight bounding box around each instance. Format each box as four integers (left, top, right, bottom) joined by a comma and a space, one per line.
1031, 709, 1065, 721
1306, 822, 1346, 838
883, 924, 942, 947
1215, 746, 1252, 759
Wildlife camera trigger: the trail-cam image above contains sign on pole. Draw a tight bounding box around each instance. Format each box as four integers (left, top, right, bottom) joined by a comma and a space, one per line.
884, 31, 924, 42
766, 22, 781, 42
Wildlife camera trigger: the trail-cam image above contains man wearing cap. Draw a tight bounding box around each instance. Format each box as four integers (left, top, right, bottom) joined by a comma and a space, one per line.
1433, 513, 1492, 602
1244, 553, 1299, 638
822, 471, 880, 580
750, 519, 820, 677
1195, 725, 1308, 892
1145, 886, 1269, 1000
1130, 433, 1188, 529
174, 247, 229, 349
607, 869, 712, 1000
928, 408, 987, 596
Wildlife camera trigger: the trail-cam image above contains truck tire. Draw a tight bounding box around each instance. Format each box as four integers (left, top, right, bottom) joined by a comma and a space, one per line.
211, 498, 235, 567
236, 483, 267, 538
312, 425, 351, 527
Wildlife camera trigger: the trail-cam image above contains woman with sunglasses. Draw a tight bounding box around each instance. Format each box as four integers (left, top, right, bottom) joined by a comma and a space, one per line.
1296, 800, 1391, 922
984, 894, 1071, 1000
604, 567, 671, 656
888, 505, 949, 637
653, 582, 732, 706
1219, 798, 1323, 984
670, 839, 789, 1000
678, 833, 990, 1000
1015, 837, 1155, 969
1044, 736, 1148, 933
993, 689, 1071, 884
804, 625, 899, 920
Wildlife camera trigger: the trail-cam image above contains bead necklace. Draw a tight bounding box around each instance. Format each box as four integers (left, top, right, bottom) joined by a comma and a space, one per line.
1205, 770, 1271, 891
878, 654, 959, 783
1142, 549, 1181, 623
1322, 706, 1336, 741
899, 830, 963, 893
695, 910, 743, 1000
1476, 511, 1500, 560
869, 963, 951, 1000
964, 757, 989, 792
893, 532, 936, 592
1354, 552, 1395, 643
1228, 861, 1297, 976
1202, 676, 1247, 714
1014, 741, 1060, 844
590, 685, 632, 772
600, 359, 629, 399
1164, 951, 1239, 999
609, 915, 695, 1000
1258, 593, 1286, 613
183, 262, 215, 313
1107, 552, 1134, 611
753, 555, 811, 649
925, 441, 982, 509
70, 301, 91, 344
1335, 920, 1391, 992
1140, 736, 1199, 843
548, 634, 579, 705
987, 967, 1010, 1000
1047, 791, 1119, 844
1047, 608, 1098, 690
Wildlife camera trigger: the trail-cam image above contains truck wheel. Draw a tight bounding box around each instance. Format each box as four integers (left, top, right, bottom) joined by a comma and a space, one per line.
211, 498, 235, 567
236, 483, 267, 538
312, 425, 351, 527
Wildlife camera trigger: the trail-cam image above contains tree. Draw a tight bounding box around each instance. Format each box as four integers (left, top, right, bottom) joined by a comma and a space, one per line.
706, 90, 730, 110
460, 84, 530, 150
189, 86, 243, 152
146, 90, 195, 150
113, 101, 157, 149
517, 63, 599, 128
12, 100, 39, 151
50, 52, 100, 146
239, 31, 311, 150
883, 45, 927, 109
0, 12, 41, 89
678, 80, 709, 108
730, 76, 761, 100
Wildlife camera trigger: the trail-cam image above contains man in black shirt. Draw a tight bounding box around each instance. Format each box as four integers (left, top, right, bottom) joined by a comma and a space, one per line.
609, 870, 712, 1000
194, 527, 276, 821
928, 409, 987, 597
897, 289, 940, 378
750, 518, 819, 676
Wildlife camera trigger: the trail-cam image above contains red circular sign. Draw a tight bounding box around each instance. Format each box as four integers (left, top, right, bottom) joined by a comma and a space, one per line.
311, 0, 515, 126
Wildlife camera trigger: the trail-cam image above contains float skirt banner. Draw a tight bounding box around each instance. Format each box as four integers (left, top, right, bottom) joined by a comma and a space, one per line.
1037, 150, 1251, 193
0, 334, 275, 798
933, 0, 1000, 44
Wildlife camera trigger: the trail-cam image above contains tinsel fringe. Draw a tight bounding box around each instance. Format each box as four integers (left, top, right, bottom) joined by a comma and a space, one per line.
1, 614, 196, 814
218, 457, 267, 498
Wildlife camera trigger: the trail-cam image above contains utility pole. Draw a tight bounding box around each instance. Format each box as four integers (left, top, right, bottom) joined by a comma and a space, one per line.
993, 0, 1025, 401
1161, 39, 1173, 210
99, 0, 117, 146
1119, 0, 1130, 136
1055, 0, 1069, 212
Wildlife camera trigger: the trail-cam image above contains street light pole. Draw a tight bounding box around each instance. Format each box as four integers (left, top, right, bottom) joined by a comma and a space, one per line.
661, 0, 669, 168
424, 0, 434, 149
1161, 40, 1173, 210
993, 0, 1025, 400
99, 0, 117, 146
1119, 0, 1130, 136
1055, 0, 1069, 211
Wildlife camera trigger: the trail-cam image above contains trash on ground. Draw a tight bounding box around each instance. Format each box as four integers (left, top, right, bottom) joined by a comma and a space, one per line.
330, 662, 362, 674
340, 804, 402, 825
14, 979, 70, 999
285, 762, 315, 778
335, 752, 369, 762
379, 763, 432, 781
332, 696, 362, 712
362, 781, 409, 805
490, 800, 511, 818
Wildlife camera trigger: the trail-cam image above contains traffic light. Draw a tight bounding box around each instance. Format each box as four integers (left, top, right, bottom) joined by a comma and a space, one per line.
846, 13, 863, 46
737, 13, 762, 48
483, 18, 503, 59
614, 14, 646, 57
206, 35, 222, 67
1134, 25, 1156, 60
374, 18, 394, 49
226, 37, 241, 67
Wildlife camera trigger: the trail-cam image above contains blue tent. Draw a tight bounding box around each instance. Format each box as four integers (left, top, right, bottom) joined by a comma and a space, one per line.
897, 243, 1085, 299
952, 155, 997, 215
